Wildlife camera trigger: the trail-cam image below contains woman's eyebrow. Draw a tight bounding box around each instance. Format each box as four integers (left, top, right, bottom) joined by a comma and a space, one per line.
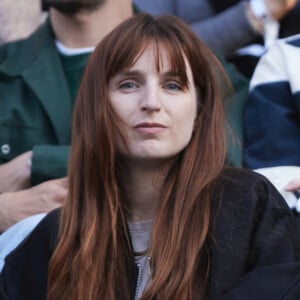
116, 70, 143, 78
117, 70, 180, 77
160, 71, 180, 78
161, 71, 180, 77
112, 70, 183, 83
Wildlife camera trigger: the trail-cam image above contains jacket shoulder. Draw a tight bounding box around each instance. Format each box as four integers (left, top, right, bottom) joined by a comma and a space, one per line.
209, 168, 300, 299
0, 209, 60, 300
216, 167, 286, 207
13, 208, 60, 255
0, 19, 53, 75
0, 39, 22, 65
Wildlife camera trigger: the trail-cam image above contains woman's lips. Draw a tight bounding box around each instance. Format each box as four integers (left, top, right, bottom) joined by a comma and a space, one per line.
134, 122, 167, 134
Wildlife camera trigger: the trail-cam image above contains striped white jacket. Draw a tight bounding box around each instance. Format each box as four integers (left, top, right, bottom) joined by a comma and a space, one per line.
244, 34, 300, 169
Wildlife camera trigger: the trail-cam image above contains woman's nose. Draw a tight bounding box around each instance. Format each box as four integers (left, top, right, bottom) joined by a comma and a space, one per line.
140, 86, 161, 112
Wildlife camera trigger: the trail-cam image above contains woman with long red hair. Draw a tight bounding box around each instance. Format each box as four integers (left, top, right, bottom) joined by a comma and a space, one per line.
1, 13, 300, 300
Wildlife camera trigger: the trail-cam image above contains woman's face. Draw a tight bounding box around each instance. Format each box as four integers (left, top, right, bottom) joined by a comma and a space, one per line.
108, 44, 198, 163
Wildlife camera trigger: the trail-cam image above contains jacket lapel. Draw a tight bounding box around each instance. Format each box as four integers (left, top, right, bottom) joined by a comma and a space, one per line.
0, 19, 72, 144
21, 49, 71, 144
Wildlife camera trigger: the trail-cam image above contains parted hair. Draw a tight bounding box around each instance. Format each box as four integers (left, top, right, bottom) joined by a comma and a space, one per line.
47, 13, 227, 300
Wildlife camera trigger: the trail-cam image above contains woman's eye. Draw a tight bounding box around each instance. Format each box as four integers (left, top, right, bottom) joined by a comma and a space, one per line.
119, 81, 138, 89
164, 82, 182, 91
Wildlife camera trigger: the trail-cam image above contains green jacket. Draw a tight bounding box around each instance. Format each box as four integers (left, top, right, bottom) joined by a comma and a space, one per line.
0, 20, 71, 185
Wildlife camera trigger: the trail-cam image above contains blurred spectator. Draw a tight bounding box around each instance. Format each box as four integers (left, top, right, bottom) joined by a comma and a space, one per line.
244, 34, 300, 168
0, 0, 135, 232
214, 0, 300, 77
0, 0, 46, 45
134, 0, 297, 77
134, 0, 296, 56
244, 34, 300, 211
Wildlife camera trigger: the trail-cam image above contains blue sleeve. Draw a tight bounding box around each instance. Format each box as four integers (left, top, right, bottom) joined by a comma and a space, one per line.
244, 82, 300, 168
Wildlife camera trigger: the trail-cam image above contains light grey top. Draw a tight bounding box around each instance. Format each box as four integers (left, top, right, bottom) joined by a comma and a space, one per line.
134, 0, 258, 57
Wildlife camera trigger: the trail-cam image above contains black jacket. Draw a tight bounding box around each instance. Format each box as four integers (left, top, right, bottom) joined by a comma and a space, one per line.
1, 168, 300, 299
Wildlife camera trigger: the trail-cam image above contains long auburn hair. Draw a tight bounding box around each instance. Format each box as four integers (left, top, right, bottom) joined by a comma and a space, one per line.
48, 13, 227, 300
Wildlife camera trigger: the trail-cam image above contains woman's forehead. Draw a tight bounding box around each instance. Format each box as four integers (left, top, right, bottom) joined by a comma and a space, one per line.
124, 41, 189, 74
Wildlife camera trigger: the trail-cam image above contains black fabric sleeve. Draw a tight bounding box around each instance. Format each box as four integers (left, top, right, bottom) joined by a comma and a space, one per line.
210, 169, 300, 299
0, 209, 59, 300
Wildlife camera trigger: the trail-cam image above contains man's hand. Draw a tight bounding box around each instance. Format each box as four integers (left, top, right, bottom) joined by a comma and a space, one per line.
265, 0, 297, 20
285, 178, 300, 192
0, 177, 67, 232
0, 151, 32, 193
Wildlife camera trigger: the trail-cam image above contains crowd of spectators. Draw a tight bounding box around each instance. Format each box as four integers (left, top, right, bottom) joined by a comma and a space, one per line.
0, 0, 300, 298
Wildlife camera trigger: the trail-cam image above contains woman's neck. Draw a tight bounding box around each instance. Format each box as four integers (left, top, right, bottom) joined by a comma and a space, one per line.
121, 159, 171, 222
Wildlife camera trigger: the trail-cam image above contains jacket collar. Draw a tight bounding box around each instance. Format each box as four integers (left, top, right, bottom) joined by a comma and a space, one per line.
0, 19, 71, 144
